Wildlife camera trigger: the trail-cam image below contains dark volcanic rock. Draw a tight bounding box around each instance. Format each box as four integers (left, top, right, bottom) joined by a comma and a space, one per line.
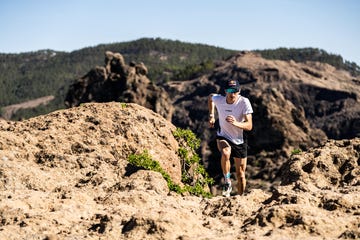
65, 51, 173, 120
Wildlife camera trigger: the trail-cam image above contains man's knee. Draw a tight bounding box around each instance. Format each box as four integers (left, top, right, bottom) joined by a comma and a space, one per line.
236, 169, 246, 179
221, 147, 231, 158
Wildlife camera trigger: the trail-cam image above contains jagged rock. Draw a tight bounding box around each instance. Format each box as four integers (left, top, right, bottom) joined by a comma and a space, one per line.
240, 138, 360, 239
280, 138, 360, 188
65, 51, 173, 121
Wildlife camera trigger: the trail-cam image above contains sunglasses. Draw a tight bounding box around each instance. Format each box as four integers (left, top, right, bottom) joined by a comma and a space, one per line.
225, 88, 239, 93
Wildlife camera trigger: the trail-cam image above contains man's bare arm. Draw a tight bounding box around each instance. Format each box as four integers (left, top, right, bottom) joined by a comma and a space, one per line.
226, 114, 252, 131
208, 94, 216, 128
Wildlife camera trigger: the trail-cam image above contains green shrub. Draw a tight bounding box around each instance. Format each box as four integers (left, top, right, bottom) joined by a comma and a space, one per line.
173, 128, 200, 150
127, 128, 214, 198
173, 128, 214, 197
291, 148, 302, 156
120, 102, 127, 109
128, 150, 183, 193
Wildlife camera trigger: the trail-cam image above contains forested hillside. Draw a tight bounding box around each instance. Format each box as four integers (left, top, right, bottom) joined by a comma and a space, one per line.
1, 37, 359, 120
0, 38, 236, 119
255, 47, 360, 76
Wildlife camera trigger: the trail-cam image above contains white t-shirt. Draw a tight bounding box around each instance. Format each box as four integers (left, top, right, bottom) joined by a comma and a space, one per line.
212, 94, 253, 145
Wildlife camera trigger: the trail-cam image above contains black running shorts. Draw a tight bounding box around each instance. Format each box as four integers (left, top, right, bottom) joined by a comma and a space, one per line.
216, 136, 248, 158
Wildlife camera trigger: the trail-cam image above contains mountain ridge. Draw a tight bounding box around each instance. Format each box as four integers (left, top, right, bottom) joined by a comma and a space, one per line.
1, 38, 359, 120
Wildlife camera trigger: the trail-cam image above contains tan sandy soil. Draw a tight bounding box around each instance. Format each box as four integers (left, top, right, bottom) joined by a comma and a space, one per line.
0, 102, 359, 239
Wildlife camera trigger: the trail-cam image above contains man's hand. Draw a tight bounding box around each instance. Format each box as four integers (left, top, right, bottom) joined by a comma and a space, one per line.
225, 115, 236, 124
209, 116, 215, 128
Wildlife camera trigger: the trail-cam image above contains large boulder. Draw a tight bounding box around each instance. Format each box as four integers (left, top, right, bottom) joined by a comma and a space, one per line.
0, 102, 181, 185
280, 138, 360, 188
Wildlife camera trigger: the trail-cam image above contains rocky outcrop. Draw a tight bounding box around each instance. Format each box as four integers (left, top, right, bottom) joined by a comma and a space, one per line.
65, 51, 173, 120
0, 103, 359, 239
280, 138, 360, 188
0, 102, 181, 185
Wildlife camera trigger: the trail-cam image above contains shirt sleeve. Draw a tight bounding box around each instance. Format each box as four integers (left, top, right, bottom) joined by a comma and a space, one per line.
244, 98, 253, 114
211, 94, 221, 104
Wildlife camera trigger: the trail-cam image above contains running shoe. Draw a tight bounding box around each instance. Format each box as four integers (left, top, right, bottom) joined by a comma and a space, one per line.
222, 183, 232, 197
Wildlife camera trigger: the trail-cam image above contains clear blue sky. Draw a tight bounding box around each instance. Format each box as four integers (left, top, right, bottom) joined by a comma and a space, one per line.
1, 0, 359, 65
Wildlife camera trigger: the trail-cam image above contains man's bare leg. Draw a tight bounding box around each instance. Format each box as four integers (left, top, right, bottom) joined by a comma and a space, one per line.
235, 157, 247, 195
217, 140, 231, 176
217, 140, 232, 196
